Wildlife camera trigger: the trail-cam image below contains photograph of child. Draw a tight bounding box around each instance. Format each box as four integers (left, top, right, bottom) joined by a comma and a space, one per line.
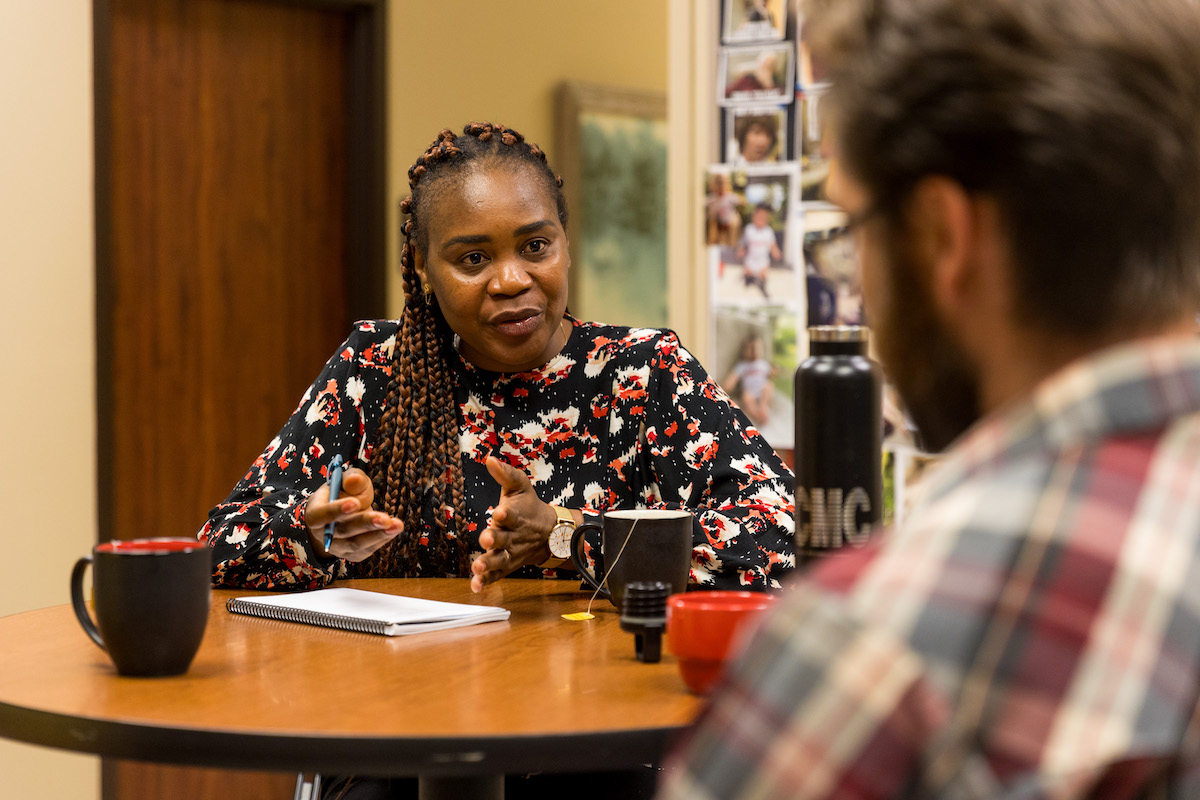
725, 333, 777, 426
714, 306, 799, 448
707, 165, 799, 306
725, 106, 787, 164
723, 0, 787, 44
720, 43, 795, 106
704, 168, 745, 247
738, 202, 782, 299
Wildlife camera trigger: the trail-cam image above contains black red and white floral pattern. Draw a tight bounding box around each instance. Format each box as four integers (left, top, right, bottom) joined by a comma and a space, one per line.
201, 316, 796, 591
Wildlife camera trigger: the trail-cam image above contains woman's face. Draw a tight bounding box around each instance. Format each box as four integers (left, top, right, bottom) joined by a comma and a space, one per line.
414, 163, 571, 373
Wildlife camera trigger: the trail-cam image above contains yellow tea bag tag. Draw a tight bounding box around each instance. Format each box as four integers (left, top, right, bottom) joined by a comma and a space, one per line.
562, 612, 595, 621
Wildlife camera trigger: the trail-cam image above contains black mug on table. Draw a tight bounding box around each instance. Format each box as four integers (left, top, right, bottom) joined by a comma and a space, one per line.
70, 538, 212, 677
571, 509, 694, 610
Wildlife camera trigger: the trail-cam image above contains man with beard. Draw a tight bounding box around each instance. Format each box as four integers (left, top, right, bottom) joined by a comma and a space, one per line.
658, 0, 1200, 797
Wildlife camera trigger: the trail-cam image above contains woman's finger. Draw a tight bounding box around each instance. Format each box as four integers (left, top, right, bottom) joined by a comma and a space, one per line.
478, 525, 509, 551
332, 524, 402, 563
469, 550, 508, 586
306, 495, 362, 530
485, 456, 533, 497
479, 548, 508, 575
339, 468, 375, 506
333, 510, 401, 538
315, 510, 400, 556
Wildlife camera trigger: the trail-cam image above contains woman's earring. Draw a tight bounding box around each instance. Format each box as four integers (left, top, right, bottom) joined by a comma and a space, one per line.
423, 282, 432, 303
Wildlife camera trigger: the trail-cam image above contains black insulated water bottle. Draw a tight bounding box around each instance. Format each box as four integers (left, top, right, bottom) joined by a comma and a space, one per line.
794, 325, 883, 564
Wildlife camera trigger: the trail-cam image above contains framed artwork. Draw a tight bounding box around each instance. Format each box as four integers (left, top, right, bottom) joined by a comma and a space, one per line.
555, 81, 669, 328
722, 0, 788, 44
719, 43, 795, 107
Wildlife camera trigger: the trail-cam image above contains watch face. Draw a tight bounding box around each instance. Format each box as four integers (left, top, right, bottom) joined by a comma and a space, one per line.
549, 523, 574, 558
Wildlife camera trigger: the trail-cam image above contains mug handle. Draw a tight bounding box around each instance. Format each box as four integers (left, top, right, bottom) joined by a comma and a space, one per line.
570, 521, 609, 598
70, 555, 106, 650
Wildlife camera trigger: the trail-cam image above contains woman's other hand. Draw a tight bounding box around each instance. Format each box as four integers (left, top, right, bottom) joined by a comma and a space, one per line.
304, 467, 402, 562
470, 456, 556, 592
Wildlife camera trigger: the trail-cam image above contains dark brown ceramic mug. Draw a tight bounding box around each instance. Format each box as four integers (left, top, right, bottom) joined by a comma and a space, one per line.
70, 538, 211, 677
571, 509, 694, 610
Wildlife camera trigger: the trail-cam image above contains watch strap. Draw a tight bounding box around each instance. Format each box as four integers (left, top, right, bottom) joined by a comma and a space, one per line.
551, 505, 575, 528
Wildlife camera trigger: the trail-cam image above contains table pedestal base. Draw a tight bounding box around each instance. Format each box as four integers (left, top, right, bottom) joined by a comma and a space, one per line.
419, 774, 503, 800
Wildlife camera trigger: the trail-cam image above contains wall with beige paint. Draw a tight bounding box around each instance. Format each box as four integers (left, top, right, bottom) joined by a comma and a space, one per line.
386, 1, 669, 316
0, 1, 101, 798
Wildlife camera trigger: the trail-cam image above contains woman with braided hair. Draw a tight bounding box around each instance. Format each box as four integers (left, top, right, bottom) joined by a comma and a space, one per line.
201, 121, 795, 599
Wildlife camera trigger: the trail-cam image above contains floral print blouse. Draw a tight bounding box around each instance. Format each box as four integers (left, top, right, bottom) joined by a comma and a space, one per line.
200, 316, 796, 591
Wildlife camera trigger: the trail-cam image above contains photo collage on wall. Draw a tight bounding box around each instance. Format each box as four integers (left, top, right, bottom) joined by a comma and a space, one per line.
706, 0, 858, 456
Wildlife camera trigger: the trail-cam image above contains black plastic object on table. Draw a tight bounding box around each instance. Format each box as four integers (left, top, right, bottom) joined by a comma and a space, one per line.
619, 581, 670, 663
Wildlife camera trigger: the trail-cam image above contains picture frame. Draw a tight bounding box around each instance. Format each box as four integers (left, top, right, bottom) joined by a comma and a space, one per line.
722, 0, 788, 44
705, 163, 801, 308
713, 304, 799, 448
803, 202, 864, 327
795, 7, 830, 89
555, 80, 670, 328
719, 43, 795, 107
724, 105, 789, 164
797, 87, 830, 201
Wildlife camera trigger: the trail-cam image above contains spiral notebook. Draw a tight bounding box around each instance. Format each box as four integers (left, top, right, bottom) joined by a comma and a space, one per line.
226, 587, 510, 636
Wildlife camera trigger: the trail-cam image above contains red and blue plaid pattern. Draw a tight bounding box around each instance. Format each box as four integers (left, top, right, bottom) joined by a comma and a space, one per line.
660, 335, 1200, 799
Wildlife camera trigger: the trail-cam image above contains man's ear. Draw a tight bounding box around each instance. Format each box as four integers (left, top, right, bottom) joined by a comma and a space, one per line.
912, 177, 1012, 329
907, 176, 975, 317
908, 176, 1011, 354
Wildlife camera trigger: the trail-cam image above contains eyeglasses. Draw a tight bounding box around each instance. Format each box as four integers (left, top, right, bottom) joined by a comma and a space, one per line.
841, 202, 885, 235
819, 202, 885, 246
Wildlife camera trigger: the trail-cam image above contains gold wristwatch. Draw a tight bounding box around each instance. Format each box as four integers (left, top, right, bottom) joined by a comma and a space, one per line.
543, 505, 575, 568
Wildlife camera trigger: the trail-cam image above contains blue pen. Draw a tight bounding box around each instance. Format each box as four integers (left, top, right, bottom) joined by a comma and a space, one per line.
323, 454, 345, 551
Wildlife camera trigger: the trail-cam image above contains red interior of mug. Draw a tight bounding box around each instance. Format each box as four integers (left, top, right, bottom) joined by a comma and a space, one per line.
667, 590, 777, 694
96, 538, 204, 554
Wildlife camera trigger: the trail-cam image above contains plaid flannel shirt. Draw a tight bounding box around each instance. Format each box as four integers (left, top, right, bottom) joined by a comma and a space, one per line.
659, 334, 1200, 799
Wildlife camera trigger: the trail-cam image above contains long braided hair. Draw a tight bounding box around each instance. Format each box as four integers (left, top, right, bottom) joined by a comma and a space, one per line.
355, 122, 568, 578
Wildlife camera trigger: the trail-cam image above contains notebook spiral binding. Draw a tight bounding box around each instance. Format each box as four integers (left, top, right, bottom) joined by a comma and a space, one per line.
226, 598, 389, 636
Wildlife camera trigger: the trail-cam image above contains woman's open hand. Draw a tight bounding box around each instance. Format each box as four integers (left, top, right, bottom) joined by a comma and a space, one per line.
304, 466, 402, 562
470, 456, 556, 592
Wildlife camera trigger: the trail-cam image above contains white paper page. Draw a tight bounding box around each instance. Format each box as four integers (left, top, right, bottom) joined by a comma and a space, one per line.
232, 587, 509, 626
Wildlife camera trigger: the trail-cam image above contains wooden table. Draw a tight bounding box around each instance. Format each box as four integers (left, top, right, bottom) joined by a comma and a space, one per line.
0, 579, 703, 798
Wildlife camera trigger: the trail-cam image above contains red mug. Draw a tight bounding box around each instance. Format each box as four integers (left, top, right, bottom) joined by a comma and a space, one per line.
666, 590, 776, 694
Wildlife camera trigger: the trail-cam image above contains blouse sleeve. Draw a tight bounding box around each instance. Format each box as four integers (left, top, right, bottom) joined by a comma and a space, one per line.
198, 324, 389, 590
641, 331, 796, 589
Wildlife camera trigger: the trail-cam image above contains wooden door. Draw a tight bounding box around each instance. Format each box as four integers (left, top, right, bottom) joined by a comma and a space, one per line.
93, 0, 385, 796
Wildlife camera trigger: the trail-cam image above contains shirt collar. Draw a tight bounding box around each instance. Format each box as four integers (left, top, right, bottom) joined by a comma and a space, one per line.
452, 314, 579, 385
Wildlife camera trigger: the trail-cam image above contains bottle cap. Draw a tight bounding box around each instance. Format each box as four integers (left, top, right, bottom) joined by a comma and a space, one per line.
808, 325, 870, 343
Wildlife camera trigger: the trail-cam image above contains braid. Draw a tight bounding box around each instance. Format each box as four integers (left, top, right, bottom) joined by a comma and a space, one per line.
359, 122, 566, 578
